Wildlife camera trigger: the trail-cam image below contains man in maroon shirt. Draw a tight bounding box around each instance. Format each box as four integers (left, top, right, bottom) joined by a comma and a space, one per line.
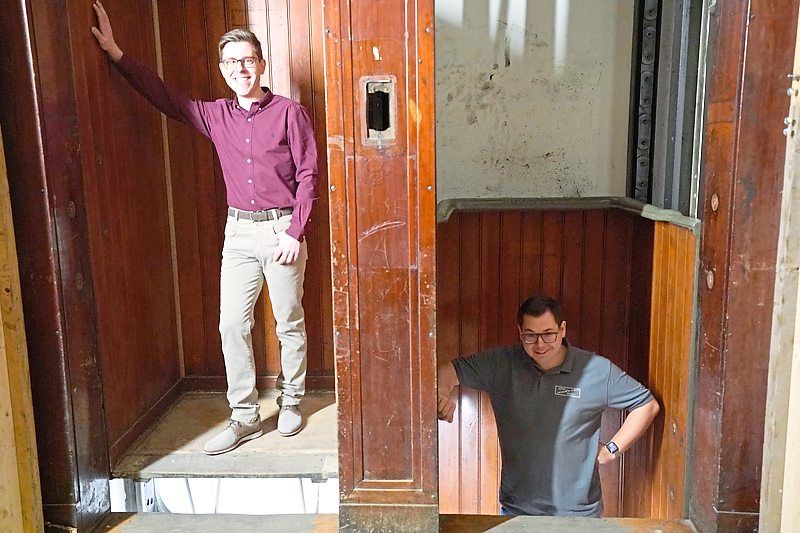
92, 1, 318, 454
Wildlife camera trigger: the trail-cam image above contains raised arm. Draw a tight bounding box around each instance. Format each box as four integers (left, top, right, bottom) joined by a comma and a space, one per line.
91, 1, 213, 137
437, 361, 459, 423
91, 1, 123, 61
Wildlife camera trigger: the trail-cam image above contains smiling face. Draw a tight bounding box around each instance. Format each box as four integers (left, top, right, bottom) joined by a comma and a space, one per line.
518, 311, 567, 371
218, 41, 266, 100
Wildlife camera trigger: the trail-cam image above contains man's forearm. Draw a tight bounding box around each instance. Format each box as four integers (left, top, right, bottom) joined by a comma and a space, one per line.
609, 398, 660, 453
436, 361, 459, 422
438, 361, 459, 397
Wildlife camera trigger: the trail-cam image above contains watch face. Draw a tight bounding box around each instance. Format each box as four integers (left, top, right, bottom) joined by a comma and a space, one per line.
606, 441, 619, 454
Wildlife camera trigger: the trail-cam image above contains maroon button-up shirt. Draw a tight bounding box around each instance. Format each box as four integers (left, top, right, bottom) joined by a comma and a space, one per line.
114, 54, 318, 241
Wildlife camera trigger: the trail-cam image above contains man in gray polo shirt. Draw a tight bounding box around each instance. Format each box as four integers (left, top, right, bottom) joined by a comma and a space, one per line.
437, 295, 660, 517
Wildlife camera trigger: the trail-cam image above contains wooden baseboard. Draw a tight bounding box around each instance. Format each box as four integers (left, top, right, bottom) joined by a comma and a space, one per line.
108, 379, 183, 466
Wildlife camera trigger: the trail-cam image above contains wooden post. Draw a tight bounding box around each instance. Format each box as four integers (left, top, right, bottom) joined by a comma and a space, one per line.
0, 2, 111, 529
323, 1, 438, 530
692, 0, 799, 530
0, 127, 43, 533
761, 7, 800, 531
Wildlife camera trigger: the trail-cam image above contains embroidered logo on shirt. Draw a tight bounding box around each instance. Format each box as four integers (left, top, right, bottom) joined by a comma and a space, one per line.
554, 385, 581, 398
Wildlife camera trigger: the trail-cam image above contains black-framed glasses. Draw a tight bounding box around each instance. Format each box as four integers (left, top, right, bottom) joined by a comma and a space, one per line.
520, 331, 559, 344
221, 57, 259, 69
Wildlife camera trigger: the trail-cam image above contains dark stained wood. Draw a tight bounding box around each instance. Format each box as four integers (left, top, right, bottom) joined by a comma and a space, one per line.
78, 0, 181, 460
692, 0, 799, 530
0, 5, 75, 525
0, 1, 112, 529
436, 209, 655, 517
324, 0, 438, 528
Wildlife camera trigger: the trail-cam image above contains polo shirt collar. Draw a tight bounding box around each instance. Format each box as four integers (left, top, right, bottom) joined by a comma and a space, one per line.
556, 339, 576, 373
531, 338, 574, 375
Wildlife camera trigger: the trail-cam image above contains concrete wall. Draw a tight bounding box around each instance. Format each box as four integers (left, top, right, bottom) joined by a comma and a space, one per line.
435, 0, 634, 200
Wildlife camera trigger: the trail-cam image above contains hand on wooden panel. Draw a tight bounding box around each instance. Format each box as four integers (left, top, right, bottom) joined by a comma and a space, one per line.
437, 392, 456, 423
274, 231, 301, 265
91, 1, 123, 62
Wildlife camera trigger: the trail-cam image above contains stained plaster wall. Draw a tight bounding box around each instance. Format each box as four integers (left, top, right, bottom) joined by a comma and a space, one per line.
435, 1, 634, 200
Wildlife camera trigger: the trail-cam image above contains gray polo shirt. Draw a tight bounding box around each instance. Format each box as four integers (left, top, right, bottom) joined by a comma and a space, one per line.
451, 341, 654, 517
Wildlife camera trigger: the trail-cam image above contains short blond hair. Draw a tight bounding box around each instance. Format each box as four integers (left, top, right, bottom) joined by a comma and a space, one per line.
218, 29, 263, 61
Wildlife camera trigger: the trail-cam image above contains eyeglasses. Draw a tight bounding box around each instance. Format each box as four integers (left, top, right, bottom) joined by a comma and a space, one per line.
221, 57, 259, 69
520, 331, 560, 344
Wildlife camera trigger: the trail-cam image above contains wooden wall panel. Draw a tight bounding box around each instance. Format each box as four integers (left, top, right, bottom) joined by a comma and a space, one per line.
623, 222, 696, 519
437, 209, 655, 516
79, 0, 181, 460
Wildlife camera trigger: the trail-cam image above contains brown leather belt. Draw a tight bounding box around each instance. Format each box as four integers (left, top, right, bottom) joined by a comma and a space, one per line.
227, 206, 293, 222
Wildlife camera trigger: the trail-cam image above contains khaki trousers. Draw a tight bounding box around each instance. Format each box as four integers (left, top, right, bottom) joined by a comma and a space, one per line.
219, 214, 308, 423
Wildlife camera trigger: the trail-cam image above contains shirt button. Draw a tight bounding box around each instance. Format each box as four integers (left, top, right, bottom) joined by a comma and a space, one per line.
248, 179, 253, 183
250, 200, 255, 205
245, 138, 250, 143
247, 118, 252, 122
246, 158, 251, 163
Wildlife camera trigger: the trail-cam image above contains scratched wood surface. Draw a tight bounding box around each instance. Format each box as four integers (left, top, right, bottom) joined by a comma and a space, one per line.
324, 0, 438, 528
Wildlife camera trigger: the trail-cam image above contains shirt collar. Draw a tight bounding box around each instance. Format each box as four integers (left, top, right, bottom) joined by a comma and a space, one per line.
529, 338, 574, 374
556, 339, 575, 373
233, 88, 274, 114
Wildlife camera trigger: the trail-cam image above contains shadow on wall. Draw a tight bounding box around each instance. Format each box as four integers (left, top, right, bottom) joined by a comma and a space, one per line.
435, 0, 635, 201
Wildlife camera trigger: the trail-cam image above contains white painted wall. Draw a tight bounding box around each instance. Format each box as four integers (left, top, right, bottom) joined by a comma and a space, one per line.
436, 0, 634, 200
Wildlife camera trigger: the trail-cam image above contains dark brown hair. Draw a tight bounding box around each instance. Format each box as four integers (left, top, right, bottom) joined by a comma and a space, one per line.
517, 295, 563, 326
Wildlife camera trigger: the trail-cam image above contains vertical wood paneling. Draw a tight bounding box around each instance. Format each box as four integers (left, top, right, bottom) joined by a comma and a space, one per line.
437, 214, 461, 514
79, 0, 181, 456
437, 209, 656, 516
623, 222, 696, 519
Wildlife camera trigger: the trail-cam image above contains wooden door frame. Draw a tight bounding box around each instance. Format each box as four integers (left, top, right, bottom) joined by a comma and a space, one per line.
760, 6, 800, 531
322, 0, 438, 529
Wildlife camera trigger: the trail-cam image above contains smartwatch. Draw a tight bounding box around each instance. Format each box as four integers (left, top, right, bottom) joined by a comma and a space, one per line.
605, 441, 619, 455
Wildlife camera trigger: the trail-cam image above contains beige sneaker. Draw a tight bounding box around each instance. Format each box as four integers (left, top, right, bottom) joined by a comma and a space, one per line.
203, 417, 263, 455
277, 405, 303, 436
